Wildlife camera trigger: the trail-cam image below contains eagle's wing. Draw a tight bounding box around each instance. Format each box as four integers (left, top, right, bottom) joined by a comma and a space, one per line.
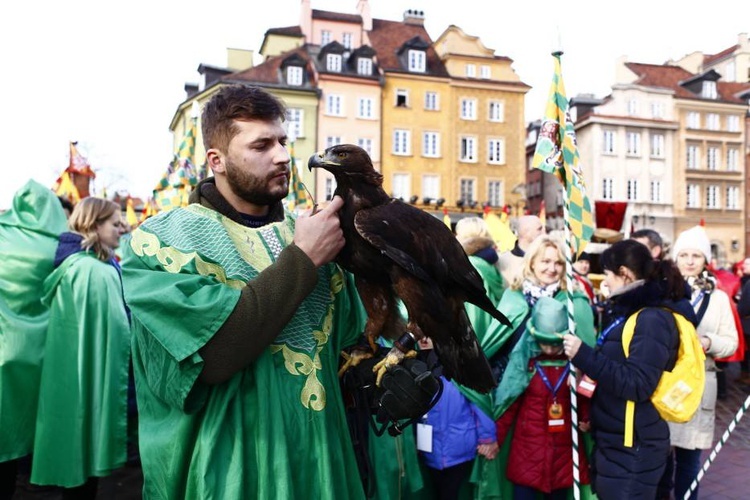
354, 199, 496, 309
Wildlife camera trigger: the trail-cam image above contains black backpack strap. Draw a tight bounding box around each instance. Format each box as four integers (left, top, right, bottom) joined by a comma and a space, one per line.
695, 292, 711, 325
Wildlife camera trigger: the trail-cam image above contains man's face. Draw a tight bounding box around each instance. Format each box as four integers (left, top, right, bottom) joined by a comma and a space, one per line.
221, 118, 290, 208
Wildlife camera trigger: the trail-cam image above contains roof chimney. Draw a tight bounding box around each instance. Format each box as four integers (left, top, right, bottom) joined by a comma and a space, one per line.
403, 9, 425, 26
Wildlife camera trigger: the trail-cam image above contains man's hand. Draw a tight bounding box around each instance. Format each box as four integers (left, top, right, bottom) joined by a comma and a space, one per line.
294, 196, 345, 267
477, 442, 499, 460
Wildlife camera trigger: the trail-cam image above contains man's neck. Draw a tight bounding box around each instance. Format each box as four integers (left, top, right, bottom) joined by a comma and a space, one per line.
215, 180, 269, 216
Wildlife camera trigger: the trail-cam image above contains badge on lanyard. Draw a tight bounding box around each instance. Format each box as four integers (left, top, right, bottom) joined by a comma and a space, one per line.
535, 361, 570, 433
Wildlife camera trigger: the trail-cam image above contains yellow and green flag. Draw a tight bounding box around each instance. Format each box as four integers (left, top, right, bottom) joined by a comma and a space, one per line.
285, 143, 312, 211
154, 118, 198, 211
532, 53, 593, 256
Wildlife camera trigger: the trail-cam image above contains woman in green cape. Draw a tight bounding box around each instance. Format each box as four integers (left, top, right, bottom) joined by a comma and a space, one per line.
31, 197, 131, 498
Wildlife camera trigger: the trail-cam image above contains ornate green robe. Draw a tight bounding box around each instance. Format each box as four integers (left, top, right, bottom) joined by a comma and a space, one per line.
122, 204, 367, 499
0, 180, 67, 462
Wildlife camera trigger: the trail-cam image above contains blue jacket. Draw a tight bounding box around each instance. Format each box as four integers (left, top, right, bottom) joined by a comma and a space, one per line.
420, 376, 495, 470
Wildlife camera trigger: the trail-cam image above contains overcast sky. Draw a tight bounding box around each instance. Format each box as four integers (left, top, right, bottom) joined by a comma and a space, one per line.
0, 0, 746, 208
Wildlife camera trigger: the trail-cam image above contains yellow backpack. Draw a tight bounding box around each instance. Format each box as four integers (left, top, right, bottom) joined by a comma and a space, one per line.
622, 308, 706, 447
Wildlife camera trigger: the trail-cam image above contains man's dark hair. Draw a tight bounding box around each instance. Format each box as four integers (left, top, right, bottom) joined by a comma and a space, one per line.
201, 85, 286, 153
631, 228, 663, 251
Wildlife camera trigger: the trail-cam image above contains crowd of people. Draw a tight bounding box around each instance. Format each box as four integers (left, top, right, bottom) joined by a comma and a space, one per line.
0, 85, 746, 500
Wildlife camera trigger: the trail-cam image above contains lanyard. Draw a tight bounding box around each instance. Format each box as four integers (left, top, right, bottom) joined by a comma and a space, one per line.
534, 361, 570, 397
597, 316, 625, 347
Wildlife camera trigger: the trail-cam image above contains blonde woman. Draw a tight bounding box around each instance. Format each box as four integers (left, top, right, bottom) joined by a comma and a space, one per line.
660, 225, 738, 500
31, 197, 131, 498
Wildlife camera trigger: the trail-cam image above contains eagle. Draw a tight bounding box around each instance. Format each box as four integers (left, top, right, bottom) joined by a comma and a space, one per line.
308, 144, 511, 393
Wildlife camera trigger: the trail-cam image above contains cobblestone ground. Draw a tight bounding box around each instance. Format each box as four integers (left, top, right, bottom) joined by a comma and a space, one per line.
13, 364, 750, 499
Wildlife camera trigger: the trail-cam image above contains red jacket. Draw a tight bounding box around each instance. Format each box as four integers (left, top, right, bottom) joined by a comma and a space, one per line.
496, 355, 591, 493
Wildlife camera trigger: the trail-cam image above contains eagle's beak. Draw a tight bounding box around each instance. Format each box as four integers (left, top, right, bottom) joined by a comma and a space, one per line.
308, 150, 326, 171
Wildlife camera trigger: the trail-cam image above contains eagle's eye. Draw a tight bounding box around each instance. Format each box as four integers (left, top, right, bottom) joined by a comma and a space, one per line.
337, 152, 347, 159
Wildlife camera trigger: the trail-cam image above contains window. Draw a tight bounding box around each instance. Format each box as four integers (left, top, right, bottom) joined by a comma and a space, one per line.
321, 30, 332, 46
651, 101, 664, 119
686, 184, 700, 208
325, 94, 343, 116
488, 180, 503, 206
727, 149, 739, 171
686, 145, 699, 169
726, 186, 740, 209
727, 115, 740, 132
627, 179, 639, 201
701, 81, 717, 99
324, 177, 336, 201
326, 54, 342, 72
603, 130, 616, 154
408, 50, 426, 72
422, 132, 440, 158
325, 136, 342, 148
650, 133, 664, 157
357, 138, 373, 156
357, 58, 373, 75
627, 99, 637, 115
650, 180, 663, 203
488, 101, 504, 122
626, 131, 641, 156
602, 178, 614, 200
393, 129, 411, 155
424, 91, 439, 111
459, 136, 477, 162
687, 112, 700, 129
459, 178, 475, 203
488, 138, 505, 164
422, 175, 440, 200
707, 147, 719, 170
392, 173, 411, 200
460, 98, 477, 120
466, 64, 476, 77
357, 97, 374, 119
286, 66, 303, 86
706, 113, 720, 130
396, 89, 409, 108
285, 108, 304, 139
706, 185, 720, 209
342, 33, 353, 49
480, 65, 491, 79
726, 61, 736, 81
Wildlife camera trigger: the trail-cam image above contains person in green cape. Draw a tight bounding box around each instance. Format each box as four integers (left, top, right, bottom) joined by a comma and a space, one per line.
462, 235, 597, 499
30, 196, 131, 498
0, 181, 68, 499
121, 84, 371, 499
494, 296, 593, 498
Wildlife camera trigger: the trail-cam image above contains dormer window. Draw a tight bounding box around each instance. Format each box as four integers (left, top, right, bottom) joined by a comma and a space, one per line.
327, 54, 342, 72
286, 66, 303, 86
408, 50, 426, 72
357, 58, 373, 75
701, 81, 717, 99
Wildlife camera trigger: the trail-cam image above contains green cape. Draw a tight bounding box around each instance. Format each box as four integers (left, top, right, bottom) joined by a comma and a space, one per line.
0, 180, 67, 461
31, 252, 131, 486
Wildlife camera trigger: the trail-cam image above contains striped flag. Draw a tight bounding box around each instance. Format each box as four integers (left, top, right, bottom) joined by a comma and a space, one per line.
532, 53, 593, 256
53, 170, 81, 204
126, 198, 139, 227
286, 142, 312, 211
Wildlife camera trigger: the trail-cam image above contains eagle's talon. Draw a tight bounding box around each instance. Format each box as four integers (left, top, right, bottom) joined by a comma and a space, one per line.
337, 350, 373, 377
373, 349, 417, 386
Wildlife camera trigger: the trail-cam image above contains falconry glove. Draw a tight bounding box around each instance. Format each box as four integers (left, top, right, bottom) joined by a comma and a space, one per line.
377, 358, 441, 429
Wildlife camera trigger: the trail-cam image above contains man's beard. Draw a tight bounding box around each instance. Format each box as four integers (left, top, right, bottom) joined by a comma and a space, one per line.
225, 158, 289, 207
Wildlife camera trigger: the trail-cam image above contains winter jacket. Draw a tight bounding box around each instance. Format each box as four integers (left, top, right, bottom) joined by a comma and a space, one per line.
419, 376, 495, 470
572, 279, 694, 499
669, 287, 738, 450
496, 354, 591, 492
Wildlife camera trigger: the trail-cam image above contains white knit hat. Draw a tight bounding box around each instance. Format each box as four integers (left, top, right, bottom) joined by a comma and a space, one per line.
672, 225, 711, 262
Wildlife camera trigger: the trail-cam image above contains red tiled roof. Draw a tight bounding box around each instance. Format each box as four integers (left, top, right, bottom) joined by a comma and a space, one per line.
226, 46, 314, 85
625, 62, 748, 104
368, 18, 449, 77
312, 9, 362, 24
704, 44, 738, 65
